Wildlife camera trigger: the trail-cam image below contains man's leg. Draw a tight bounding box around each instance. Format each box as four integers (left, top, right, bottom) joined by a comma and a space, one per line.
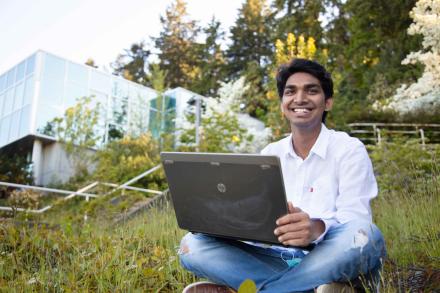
258, 220, 386, 293
179, 233, 288, 290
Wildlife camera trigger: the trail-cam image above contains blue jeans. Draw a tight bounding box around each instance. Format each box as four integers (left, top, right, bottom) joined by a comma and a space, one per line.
178, 220, 386, 293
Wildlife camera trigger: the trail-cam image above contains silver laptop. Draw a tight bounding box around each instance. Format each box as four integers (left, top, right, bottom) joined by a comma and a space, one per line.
160, 152, 289, 245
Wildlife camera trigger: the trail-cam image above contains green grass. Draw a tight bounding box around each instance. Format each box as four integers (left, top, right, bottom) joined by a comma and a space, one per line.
1, 143, 439, 292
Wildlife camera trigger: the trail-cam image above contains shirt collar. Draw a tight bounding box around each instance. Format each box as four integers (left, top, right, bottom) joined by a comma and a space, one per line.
284, 124, 330, 160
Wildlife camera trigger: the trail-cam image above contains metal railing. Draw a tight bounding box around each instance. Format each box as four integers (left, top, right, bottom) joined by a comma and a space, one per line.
0, 164, 164, 214
348, 123, 440, 146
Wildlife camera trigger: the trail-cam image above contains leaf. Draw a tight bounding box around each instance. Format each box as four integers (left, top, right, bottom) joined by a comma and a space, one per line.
238, 279, 257, 293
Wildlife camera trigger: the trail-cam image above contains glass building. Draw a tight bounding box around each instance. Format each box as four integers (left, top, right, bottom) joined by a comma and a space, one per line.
0, 50, 202, 185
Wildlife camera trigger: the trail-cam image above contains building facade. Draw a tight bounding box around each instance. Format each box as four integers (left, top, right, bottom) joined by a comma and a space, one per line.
0, 50, 200, 185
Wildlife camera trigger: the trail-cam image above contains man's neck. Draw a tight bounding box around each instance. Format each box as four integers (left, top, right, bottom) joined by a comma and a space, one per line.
291, 123, 322, 160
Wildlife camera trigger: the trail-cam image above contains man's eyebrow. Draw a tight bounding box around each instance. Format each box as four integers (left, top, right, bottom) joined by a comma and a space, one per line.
284, 83, 321, 89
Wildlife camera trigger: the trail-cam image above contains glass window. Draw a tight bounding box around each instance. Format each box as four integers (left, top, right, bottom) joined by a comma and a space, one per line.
111, 96, 128, 125
0, 74, 6, 93
65, 81, 88, 108
39, 75, 64, 106
13, 82, 24, 111
112, 79, 128, 98
23, 75, 34, 106
16, 61, 26, 82
4, 88, 14, 115
0, 93, 4, 117
0, 115, 11, 146
91, 71, 110, 93
6, 68, 15, 88
43, 53, 65, 80
19, 106, 31, 137
9, 110, 21, 142
26, 54, 36, 75
35, 105, 62, 136
67, 62, 88, 87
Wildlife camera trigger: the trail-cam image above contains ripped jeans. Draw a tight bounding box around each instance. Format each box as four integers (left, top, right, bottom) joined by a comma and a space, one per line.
178, 220, 386, 293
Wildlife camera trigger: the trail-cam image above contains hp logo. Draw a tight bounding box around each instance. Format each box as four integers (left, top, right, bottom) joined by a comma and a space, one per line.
217, 183, 226, 193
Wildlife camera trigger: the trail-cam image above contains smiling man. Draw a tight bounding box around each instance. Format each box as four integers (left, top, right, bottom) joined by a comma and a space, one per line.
179, 59, 386, 293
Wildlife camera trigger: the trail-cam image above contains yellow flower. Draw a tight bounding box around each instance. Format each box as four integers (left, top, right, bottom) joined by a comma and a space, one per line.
232, 135, 240, 143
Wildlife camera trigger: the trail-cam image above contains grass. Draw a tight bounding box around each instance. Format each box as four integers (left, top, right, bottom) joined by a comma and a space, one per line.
0, 142, 439, 292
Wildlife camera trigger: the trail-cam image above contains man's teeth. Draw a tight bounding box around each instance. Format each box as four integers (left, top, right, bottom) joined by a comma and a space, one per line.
292, 108, 311, 113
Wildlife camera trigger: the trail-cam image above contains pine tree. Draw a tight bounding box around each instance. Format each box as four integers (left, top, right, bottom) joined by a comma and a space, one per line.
226, 0, 274, 119
192, 17, 227, 97
112, 42, 151, 86
154, 0, 201, 89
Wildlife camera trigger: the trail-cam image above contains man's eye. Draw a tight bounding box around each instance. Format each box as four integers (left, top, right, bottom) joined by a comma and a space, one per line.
308, 88, 319, 94
284, 89, 294, 95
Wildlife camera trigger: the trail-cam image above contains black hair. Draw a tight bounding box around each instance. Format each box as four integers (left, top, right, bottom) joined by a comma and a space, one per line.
276, 58, 333, 122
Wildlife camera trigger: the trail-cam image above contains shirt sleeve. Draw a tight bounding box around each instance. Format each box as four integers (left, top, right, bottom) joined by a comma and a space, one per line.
335, 141, 377, 224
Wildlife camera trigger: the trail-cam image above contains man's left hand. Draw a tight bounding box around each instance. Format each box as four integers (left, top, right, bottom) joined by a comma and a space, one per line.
274, 202, 325, 247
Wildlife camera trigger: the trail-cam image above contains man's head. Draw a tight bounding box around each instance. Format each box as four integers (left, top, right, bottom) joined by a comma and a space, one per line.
276, 59, 333, 124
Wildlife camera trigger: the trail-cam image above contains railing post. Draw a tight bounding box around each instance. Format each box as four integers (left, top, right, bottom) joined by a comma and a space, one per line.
420, 129, 426, 149
377, 128, 382, 145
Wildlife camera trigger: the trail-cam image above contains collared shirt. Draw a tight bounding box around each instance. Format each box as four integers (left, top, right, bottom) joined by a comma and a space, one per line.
251, 124, 377, 252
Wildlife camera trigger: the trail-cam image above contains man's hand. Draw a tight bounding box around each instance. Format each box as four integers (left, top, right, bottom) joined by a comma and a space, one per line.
274, 202, 325, 247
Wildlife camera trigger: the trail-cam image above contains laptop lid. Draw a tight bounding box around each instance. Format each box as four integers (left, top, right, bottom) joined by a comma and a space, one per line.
160, 152, 289, 245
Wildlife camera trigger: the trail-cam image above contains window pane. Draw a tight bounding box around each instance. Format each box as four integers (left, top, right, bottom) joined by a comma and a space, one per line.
39, 76, 64, 105
16, 61, 26, 82
67, 62, 88, 86
0, 94, 4, 117
4, 88, 14, 115
26, 54, 36, 75
0, 74, 6, 93
111, 96, 128, 125
23, 75, 34, 106
9, 111, 21, 142
0, 115, 11, 146
6, 68, 15, 88
65, 81, 87, 108
13, 82, 24, 111
19, 106, 31, 137
112, 79, 128, 98
43, 54, 65, 80
35, 105, 62, 136
91, 71, 110, 92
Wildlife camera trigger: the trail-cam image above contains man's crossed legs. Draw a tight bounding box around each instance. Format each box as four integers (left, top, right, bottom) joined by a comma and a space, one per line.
178, 220, 386, 293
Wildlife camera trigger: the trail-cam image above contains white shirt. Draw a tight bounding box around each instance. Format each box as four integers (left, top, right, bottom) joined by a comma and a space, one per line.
257, 124, 377, 250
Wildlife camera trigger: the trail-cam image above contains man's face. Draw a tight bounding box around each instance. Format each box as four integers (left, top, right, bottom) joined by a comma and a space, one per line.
281, 72, 333, 130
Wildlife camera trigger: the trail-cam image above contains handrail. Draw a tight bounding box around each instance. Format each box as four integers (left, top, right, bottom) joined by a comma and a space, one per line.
0, 182, 98, 198
0, 164, 165, 215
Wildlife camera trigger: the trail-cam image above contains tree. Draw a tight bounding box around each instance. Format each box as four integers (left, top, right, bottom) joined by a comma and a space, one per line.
272, 0, 328, 44
50, 96, 102, 178
179, 78, 269, 153
226, 0, 274, 118
332, 0, 422, 124
154, 0, 201, 89
386, 0, 440, 113
191, 17, 227, 97
93, 133, 165, 190
0, 152, 33, 198
112, 42, 151, 86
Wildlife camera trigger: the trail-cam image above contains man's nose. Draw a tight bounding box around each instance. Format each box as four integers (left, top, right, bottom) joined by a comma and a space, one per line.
295, 90, 307, 103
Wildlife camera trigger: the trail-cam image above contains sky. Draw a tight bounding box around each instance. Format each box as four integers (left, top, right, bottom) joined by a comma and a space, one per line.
0, 0, 245, 74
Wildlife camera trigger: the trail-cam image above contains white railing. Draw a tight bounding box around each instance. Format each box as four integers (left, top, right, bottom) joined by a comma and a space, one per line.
348, 123, 440, 146
0, 164, 164, 214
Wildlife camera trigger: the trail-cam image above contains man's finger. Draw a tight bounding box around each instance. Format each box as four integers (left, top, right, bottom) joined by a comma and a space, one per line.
276, 212, 307, 225
288, 201, 301, 214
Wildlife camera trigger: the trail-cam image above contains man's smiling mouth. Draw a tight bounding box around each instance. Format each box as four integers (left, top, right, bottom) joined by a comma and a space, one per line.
290, 108, 312, 113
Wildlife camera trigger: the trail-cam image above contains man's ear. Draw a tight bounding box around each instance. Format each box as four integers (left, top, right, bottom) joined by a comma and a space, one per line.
325, 97, 334, 111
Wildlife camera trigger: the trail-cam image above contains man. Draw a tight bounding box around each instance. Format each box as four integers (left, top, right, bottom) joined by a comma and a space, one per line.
179, 59, 386, 293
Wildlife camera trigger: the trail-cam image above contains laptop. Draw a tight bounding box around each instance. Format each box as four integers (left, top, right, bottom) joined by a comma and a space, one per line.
160, 152, 289, 245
